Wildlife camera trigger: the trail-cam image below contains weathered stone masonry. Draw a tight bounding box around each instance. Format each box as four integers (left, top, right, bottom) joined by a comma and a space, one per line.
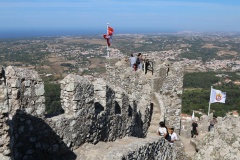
0, 61, 184, 159
0, 66, 154, 159
106, 61, 184, 133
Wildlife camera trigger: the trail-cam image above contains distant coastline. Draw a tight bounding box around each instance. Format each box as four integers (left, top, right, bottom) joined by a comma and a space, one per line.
0, 29, 102, 39
1, 28, 239, 39
0, 28, 179, 39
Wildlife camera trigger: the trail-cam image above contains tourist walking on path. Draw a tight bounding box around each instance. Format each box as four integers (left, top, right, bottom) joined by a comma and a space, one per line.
191, 119, 198, 138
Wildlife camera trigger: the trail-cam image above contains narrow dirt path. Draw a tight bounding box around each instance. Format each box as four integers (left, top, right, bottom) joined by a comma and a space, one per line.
179, 135, 196, 159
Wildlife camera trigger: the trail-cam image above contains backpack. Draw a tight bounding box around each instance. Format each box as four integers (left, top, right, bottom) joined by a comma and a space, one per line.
136, 58, 140, 65
165, 133, 171, 142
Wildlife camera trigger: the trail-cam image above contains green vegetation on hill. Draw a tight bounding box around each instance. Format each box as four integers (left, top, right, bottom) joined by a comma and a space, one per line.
44, 82, 64, 115
183, 72, 219, 88
182, 72, 240, 117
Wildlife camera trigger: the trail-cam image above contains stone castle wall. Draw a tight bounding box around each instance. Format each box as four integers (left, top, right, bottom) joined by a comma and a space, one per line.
97, 137, 187, 160
153, 63, 184, 133
74, 136, 188, 160
0, 66, 46, 159
0, 66, 10, 157
49, 74, 152, 149
106, 61, 184, 133
0, 61, 184, 159
0, 66, 153, 159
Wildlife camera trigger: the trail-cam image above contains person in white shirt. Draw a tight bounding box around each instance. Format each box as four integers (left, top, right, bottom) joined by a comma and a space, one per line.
129, 54, 136, 68
169, 128, 177, 145
157, 121, 167, 137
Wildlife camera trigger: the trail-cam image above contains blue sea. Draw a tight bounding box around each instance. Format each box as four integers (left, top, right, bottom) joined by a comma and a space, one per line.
0, 28, 177, 39
0, 29, 103, 39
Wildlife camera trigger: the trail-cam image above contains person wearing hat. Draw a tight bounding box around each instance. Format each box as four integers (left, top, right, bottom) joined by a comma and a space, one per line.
191, 119, 198, 138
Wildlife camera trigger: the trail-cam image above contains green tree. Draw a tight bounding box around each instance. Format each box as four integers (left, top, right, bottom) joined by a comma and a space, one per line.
44, 82, 64, 115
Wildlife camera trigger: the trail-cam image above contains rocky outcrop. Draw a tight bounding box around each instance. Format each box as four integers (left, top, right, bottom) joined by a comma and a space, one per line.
194, 116, 240, 160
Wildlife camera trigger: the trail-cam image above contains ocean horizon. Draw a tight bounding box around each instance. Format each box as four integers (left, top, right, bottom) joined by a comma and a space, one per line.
0, 28, 179, 39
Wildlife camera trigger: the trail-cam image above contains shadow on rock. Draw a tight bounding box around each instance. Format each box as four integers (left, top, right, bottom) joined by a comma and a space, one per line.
11, 110, 76, 160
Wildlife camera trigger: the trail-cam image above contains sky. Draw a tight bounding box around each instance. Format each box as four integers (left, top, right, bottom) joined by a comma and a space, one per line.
0, 0, 240, 35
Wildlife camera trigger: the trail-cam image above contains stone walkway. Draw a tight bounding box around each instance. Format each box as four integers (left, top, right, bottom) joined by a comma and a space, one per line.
179, 132, 206, 159
179, 135, 196, 159
72, 135, 162, 160
147, 102, 161, 136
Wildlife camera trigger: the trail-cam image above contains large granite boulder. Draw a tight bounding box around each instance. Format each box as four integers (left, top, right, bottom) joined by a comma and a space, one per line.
194, 116, 240, 160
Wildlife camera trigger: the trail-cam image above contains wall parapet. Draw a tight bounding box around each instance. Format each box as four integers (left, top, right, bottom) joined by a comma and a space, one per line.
0, 61, 184, 159
74, 136, 188, 160
106, 60, 184, 133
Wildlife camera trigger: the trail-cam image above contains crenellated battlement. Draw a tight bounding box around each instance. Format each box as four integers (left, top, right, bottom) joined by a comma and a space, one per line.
0, 61, 185, 159
106, 59, 184, 133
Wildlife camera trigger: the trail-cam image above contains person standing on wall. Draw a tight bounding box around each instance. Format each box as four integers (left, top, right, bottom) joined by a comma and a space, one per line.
191, 119, 198, 138
136, 53, 143, 70
129, 54, 136, 68
208, 116, 217, 132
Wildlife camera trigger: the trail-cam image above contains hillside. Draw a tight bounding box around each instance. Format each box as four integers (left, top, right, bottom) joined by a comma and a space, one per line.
182, 72, 240, 117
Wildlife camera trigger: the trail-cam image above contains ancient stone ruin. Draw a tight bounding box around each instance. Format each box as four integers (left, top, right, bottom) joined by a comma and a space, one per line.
0, 61, 186, 160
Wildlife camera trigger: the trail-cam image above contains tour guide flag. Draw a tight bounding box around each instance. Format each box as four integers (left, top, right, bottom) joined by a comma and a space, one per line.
103, 26, 114, 46
210, 88, 226, 103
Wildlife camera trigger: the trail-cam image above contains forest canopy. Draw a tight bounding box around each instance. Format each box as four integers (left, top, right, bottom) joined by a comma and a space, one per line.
182, 72, 240, 117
